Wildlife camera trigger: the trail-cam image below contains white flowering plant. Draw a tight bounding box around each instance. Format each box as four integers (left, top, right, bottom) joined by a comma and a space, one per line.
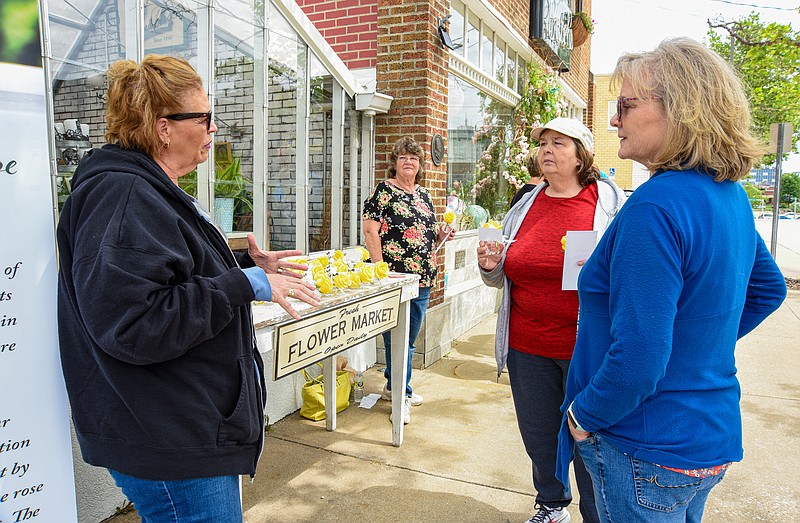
465, 62, 563, 216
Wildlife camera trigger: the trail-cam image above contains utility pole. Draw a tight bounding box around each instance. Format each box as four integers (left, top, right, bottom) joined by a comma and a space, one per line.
770, 123, 791, 258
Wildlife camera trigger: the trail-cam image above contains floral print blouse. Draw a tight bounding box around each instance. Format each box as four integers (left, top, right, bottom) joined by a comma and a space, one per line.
363, 180, 438, 287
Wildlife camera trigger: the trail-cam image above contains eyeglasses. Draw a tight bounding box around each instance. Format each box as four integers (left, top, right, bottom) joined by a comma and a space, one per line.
164, 111, 213, 131
615, 96, 662, 123
397, 155, 420, 163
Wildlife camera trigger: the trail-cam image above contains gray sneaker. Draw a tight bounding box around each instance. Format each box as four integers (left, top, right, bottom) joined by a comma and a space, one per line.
525, 504, 570, 523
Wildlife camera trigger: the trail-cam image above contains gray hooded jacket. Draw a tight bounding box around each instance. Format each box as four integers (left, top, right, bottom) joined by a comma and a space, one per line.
479, 178, 627, 376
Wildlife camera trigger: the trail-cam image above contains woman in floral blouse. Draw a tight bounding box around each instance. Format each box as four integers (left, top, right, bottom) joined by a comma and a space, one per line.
363, 136, 454, 424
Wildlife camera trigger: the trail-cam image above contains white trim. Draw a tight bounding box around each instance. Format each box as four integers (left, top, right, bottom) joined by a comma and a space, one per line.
270, 0, 365, 97
449, 52, 520, 108
557, 77, 587, 110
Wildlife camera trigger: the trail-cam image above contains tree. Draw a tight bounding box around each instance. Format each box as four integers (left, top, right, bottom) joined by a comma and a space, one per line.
707, 9, 800, 165
743, 182, 765, 209
780, 172, 800, 203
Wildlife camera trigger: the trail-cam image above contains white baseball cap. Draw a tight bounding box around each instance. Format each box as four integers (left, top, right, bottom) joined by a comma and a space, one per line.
531, 117, 594, 154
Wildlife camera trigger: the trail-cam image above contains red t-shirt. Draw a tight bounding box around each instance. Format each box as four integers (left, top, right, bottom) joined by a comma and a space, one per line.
505, 183, 598, 359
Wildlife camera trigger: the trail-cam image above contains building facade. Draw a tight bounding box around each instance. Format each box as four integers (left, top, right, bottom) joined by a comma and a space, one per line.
36, 0, 593, 519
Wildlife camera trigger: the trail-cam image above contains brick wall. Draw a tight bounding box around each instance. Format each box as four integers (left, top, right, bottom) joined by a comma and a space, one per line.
375, 0, 450, 304
295, 0, 378, 70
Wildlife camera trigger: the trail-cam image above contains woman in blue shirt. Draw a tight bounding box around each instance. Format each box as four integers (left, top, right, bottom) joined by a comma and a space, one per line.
557, 38, 787, 522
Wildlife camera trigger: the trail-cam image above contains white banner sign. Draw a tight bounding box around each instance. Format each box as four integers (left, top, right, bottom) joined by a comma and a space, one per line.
0, 64, 77, 523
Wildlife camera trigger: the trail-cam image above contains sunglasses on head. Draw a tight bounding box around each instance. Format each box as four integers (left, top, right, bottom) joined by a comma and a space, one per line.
164, 111, 213, 131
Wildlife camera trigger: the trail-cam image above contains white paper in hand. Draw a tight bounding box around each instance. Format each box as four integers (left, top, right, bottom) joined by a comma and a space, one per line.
562, 230, 598, 291
477, 226, 503, 243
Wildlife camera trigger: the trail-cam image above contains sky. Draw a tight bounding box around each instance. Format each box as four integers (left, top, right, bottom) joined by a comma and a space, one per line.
590, 0, 800, 171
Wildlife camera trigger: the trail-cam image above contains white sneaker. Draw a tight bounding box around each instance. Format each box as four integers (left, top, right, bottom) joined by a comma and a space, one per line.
381, 383, 392, 401
525, 504, 570, 523
389, 397, 412, 424
408, 392, 423, 406
382, 383, 424, 406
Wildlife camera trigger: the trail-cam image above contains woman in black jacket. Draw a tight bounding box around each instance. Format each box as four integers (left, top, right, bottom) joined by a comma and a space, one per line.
57, 55, 317, 522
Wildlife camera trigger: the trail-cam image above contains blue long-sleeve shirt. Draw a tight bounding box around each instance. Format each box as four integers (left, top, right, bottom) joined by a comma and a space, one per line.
557, 169, 786, 485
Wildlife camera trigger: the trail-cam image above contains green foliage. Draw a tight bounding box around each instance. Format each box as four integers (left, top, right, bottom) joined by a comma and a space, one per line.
573, 12, 594, 34
176, 158, 253, 213
708, 13, 800, 165
743, 182, 765, 209
780, 172, 800, 202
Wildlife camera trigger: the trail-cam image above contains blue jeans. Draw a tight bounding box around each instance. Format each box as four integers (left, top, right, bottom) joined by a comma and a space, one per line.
507, 349, 599, 523
576, 433, 726, 523
383, 287, 430, 396
109, 470, 242, 523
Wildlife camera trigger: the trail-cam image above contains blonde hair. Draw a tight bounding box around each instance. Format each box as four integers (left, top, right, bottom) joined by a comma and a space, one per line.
612, 37, 764, 181
105, 55, 203, 158
388, 136, 426, 184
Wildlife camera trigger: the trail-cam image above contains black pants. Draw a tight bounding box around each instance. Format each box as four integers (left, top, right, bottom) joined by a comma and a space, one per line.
507, 348, 599, 523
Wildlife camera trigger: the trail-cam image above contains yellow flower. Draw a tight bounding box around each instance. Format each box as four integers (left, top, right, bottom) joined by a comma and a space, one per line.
333, 273, 351, 290
314, 274, 334, 294
357, 246, 370, 261
482, 219, 501, 229
443, 210, 455, 224
332, 250, 345, 261
333, 260, 349, 273
348, 271, 361, 289
375, 261, 390, 279
360, 264, 375, 283
561, 235, 567, 251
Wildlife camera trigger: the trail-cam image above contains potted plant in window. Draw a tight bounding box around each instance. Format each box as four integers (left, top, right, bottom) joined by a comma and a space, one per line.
572, 12, 594, 47
213, 157, 251, 233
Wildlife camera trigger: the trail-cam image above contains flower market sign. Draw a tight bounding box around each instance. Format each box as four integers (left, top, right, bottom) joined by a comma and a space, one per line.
273, 287, 401, 379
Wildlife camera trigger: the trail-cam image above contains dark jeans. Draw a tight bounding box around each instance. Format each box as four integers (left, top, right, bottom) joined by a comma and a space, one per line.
382, 287, 431, 396
507, 348, 599, 523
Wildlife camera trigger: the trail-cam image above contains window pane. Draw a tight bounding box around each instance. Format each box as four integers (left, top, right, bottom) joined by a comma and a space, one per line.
481, 26, 493, 75
449, 0, 465, 54
494, 39, 504, 83
143, 0, 202, 59
506, 50, 516, 90
213, 5, 258, 233
308, 53, 333, 251
447, 74, 514, 224
466, 12, 479, 65
267, 8, 304, 250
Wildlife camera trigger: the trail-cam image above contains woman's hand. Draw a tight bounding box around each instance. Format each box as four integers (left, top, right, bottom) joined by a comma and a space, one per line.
477, 240, 505, 271
569, 424, 591, 443
267, 274, 319, 320
247, 234, 308, 277
437, 224, 455, 243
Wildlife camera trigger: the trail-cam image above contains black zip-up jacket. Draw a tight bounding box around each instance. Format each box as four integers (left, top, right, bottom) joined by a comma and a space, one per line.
57, 144, 266, 480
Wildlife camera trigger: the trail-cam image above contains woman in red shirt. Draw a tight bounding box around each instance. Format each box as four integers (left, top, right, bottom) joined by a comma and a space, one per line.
478, 118, 625, 523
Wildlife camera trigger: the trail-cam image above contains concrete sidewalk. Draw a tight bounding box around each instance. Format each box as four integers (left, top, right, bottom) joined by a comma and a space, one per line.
238, 291, 800, 523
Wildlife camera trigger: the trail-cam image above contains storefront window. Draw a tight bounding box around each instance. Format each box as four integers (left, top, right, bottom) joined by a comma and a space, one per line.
44, 0, 359, 251
447, 74, 513, 225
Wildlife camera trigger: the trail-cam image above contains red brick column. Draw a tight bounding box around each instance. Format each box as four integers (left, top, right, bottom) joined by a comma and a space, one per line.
375, 0, 449, 305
